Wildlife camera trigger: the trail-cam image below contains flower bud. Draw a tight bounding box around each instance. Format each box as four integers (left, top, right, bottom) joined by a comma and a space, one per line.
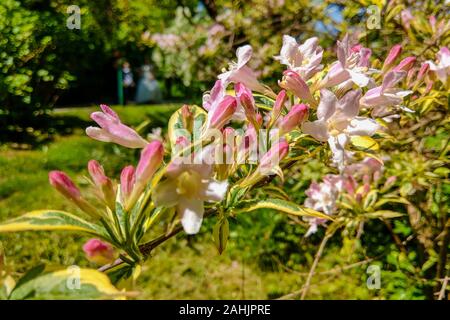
49, 171, 81, 201
88, 160, 116, 209
383, 44, 402, 71
49, 171, 99, 218
82, 239, 117, 265
270, 90, 287, 126
235, 83, 258, 128
417, 63, 430, 83
279, 104, 309, 135
120, 165, 135, 205
135, 141, 164, 190
279, 70, 315, 106
393, 56, 416, 72
259, 140, 289, 174
208, 96, 237, 129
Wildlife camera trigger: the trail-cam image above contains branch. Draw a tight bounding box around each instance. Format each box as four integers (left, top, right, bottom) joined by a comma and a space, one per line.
300, 233, 331, 300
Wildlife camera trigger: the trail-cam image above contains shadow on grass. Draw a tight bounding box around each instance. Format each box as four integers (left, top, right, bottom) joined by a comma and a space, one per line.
0, 113, 92, 149
0, 103, 180, 149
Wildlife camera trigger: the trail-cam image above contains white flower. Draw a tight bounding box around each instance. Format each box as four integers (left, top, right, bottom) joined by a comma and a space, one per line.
274, 35, 323, 80
426, 47, 450, 84
153, 146, 228, 234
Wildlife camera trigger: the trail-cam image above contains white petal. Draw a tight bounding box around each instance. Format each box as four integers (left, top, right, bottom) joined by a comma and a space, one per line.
85, 127, 113, 142
236, 45, 253, 68
302, 120, 329, 142
201, 179, 228, 202
317, 89, 337, 120
178, 198, 204, 234
348, 69, 370, 87
347, 117, 380, 136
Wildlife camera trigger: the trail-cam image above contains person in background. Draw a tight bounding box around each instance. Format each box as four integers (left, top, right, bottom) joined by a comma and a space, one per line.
135, 59, 162, 104
122, 61, 135, 105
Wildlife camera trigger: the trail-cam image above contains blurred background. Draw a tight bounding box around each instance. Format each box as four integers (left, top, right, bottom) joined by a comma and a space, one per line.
0, 0, 448, 299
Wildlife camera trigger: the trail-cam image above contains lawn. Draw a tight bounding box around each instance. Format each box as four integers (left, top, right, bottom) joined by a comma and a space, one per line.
0, 104, 377, 299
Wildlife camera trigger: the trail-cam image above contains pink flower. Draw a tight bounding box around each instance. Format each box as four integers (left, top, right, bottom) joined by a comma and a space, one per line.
320, 35, 374, 88
279, 70, 316, 105
86, 105, 148, 148
360, 70, 412, 113
83, 239, 116, 265
302, 89, 379, 142
274, 35, 323, 80
303, 174, 344, 236
278, 104, 309, 135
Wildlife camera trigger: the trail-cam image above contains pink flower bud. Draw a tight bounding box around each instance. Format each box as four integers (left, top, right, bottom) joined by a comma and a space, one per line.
88, 160, 116, 209
82, 238, 116, 265
279, 104, 309, 134
280, 70, 315, 105
49, 171, 81, 201
383, 44, 402, 70
88, 160, 109, 187
120, 165, 135, 205
235, 83, 257, 126
417, 63, 430, 82
271, 90, 287, 125
393, 56, 416, 72
49, 171, 98, 217
259, 140, 289, 173
208, 96, 237, 129
135, 141, 164, 187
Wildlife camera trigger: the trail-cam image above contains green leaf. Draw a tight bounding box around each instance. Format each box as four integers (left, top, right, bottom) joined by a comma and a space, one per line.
363, 210, 404, 219
213, 218, 229, 255
0, 210, 107, 238
9, 268, 127, 300
237, 198, 333, 220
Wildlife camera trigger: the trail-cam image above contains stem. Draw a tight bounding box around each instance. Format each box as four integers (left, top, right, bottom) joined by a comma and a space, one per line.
300, 233, 331, 300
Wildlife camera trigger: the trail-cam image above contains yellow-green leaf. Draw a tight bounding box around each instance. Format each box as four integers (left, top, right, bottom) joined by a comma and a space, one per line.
364, 210, 404, 219
0, 210, 106, 237
9, 268, 128, 300
238, 198, 333, 220
167, 104, 207, 147
350, 136, 379, 151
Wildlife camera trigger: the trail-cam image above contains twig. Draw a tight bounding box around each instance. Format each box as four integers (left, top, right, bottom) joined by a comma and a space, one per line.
300, 234, 331, 300
438, 275, 449, 300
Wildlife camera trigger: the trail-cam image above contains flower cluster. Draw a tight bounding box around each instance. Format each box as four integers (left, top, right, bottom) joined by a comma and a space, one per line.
45, 33, 440, 264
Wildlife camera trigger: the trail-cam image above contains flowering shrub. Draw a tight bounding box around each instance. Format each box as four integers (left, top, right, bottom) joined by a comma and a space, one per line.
0, 22, 448, 298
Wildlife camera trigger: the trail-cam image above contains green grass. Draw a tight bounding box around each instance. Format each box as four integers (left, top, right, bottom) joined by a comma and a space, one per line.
0, 104, 378, 299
